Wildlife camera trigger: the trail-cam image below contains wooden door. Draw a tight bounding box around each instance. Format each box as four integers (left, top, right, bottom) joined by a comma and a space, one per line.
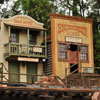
70, 51, 78, 64
9, 62, 19, 82
70, 44, 78, 64
27, 63, 37, 83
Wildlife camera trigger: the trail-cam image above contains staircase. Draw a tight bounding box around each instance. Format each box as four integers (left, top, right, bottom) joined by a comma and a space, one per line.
65, 73, 83, 88
65, 72, 100, 88
64, 62, 100, 88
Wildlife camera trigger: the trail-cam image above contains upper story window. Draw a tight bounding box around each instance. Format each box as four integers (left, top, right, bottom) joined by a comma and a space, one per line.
29, 30, 37, 45
10, 29, 19, 43
80, 46, 88, 61
58, 43, 67, 60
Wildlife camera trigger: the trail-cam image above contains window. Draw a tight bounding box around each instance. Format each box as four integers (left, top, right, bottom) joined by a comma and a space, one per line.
80, 46, 88, 61
29, 31, 37, 45
10, 29, 19, 43
59, 43, 67, 60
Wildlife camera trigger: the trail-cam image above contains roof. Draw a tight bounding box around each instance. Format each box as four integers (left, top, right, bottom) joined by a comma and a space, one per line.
4, 22, 47, 31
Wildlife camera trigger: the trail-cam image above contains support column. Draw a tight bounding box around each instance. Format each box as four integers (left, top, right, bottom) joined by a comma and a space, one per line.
8, 26, 11, 39
27, 29, 29, 55
8, 26, 11, 53
44, 31, 47, 58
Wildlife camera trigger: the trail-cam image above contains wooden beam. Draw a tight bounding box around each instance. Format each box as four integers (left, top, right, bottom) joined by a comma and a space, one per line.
27, 28, 29, 55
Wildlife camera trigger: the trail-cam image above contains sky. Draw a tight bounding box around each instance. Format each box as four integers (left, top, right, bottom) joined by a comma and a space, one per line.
1, 0, 16, 10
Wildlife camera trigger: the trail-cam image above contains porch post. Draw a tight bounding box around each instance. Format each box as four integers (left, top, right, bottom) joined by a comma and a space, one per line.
27, 28, 29, 55
8, 26, 11, 39
8, 26, 11, 53
44, 31, 47, 58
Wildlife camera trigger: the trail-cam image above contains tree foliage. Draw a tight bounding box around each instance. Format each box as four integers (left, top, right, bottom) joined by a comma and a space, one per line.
7, 0, 56, 35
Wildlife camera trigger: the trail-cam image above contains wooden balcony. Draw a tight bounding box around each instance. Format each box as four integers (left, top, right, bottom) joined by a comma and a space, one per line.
4, 42, 47, 59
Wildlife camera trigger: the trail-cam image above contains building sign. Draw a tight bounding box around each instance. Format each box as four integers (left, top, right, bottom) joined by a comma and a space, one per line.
58, 24, 87, 36
14, 19, 32, 26
83, 67, 94, 73
18, 57, 39, 62
66, 36, 82, 43
33, 47, 42, 53
4, 15, 43, 29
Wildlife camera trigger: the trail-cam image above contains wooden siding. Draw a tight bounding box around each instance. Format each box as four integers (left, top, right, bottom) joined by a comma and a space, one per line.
43, 40, 52, 75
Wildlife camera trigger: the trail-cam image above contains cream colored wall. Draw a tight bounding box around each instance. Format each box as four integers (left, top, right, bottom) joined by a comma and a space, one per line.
0, 22, 9, 81
53, 18, 93, 78
37, 32, 43, 45
0, 17, 44, 82
20, 62, 27, 82
37, 63, 43, 80
19, 30, 27, 44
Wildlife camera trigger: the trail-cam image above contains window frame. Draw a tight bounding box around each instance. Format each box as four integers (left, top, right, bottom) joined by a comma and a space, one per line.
58, 42, 68, 61
80, 45, 89, 62
29, 30, 37, 45
10, 29, 19, 43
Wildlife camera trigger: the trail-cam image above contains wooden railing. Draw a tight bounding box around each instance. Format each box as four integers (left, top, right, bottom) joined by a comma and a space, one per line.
65, 62, 81, 76
65, 62, 96, 76
0, 63, 66, 86
4, 42, 47, 58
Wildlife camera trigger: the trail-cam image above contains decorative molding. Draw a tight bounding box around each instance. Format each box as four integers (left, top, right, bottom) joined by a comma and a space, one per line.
50, 13, 93, 23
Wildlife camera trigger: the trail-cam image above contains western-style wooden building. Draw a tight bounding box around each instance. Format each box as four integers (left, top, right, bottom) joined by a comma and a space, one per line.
0, 14, 99, 100
50, 14, 94, 78
0, 15, 47, 83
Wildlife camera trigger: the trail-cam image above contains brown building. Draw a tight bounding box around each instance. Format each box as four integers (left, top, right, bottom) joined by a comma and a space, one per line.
50, 13, 94, 78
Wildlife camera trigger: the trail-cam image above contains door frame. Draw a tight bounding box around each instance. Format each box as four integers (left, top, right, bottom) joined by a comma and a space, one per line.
8, 61, 20, 83
27, 62, 37, 83
67, 42, 89, 74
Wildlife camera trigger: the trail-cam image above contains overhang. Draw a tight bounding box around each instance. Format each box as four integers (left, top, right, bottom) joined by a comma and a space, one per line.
4, 22, 47, 31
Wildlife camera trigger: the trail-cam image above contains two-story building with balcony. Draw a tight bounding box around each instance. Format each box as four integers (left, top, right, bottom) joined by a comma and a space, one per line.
0, 15, 47, 83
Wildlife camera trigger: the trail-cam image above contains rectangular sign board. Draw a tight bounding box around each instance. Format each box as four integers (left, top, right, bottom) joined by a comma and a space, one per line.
66, 36, 82, 43
83, 67, 94, 73
33, 47, 42, 53
18, 57, 39, 62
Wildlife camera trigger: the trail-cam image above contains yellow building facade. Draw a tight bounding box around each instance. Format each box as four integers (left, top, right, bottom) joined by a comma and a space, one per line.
50, 14, 94, 78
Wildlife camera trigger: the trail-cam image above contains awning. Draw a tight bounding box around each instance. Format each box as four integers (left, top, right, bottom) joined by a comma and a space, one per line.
4, 22, 47, 31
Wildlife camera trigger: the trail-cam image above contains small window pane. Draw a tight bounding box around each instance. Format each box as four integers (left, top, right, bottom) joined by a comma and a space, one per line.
59, 44, 67, 60
10, 29, 19, 43
80, 46, 88, 61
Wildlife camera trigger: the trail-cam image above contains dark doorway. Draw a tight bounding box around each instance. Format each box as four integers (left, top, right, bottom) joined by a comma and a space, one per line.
70, 64, 78, 73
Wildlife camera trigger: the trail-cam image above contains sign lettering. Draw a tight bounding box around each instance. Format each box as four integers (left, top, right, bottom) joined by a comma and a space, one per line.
58, 24, 87, 36
14, 19, 32, 26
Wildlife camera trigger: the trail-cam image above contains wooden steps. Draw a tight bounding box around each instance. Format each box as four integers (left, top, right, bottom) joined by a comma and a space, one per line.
65, 73, 100, 88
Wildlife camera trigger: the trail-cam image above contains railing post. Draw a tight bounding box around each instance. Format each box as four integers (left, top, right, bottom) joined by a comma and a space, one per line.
0, 63, 3, 83
8, 26, 11, 53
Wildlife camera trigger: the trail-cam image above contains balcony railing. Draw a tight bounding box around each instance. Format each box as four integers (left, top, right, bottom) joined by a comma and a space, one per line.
4, 42, 47, 58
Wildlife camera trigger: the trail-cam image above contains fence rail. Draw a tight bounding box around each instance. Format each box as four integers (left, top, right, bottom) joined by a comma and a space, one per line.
4, 42, 47, 58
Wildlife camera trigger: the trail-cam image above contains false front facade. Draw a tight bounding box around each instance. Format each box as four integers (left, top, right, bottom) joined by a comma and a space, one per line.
0, 15, 47, 83
50, 14, 94, 78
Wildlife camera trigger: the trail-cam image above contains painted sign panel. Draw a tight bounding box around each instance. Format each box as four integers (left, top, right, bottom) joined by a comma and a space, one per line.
58, 24, 87, 36
83, 67, 94, 73
66, 36, 82, 43
33, 47, 42, 53
18, 57, 39, 62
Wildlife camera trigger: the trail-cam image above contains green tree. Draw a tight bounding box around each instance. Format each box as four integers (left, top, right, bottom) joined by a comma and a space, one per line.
10, 0, 56, 35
